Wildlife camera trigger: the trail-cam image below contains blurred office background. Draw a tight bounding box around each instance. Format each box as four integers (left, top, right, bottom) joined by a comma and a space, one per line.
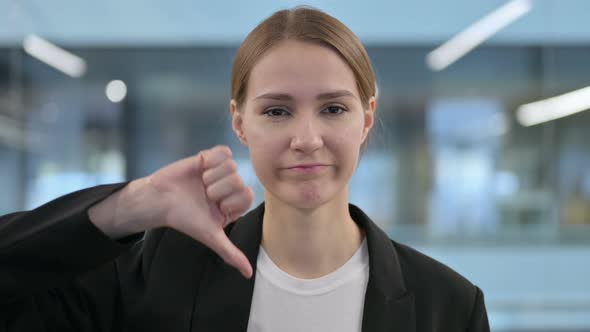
1, 0, 589, 330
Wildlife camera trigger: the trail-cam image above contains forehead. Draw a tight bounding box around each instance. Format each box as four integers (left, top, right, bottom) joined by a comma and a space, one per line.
247, 40, 359, 100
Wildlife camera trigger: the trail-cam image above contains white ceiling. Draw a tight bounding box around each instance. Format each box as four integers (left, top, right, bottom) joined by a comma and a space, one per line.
1, 0, 589, 46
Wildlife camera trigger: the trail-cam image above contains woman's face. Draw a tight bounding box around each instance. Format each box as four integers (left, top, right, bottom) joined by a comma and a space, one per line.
231, 40, 375, 210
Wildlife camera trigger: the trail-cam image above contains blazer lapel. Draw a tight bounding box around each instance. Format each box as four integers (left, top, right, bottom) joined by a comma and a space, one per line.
191, 203, 415, 332
362, 285, 416, 332
191, 203, 265, 332
349, 204, 416, 332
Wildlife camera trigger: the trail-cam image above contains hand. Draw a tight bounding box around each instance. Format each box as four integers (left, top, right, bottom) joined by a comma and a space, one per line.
146, 145, 255, 278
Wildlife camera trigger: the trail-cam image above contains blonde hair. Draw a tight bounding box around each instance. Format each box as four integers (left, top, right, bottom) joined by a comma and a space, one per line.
231, 6, 377, 109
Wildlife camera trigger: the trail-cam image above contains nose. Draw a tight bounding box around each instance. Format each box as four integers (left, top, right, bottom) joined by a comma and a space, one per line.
289, 115, 324, 154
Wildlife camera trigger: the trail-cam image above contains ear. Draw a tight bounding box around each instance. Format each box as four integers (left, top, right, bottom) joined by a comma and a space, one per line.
361, 96, 376, 144
230, 99, 248, 146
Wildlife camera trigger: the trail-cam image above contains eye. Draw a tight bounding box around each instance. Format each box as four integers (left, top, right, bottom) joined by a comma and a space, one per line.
263, 108, 290, 118
322, 105, 347, 115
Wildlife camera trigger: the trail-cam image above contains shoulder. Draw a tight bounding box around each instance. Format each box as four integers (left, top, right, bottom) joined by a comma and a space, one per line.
391, 240, 482, 319
393, 240, 472, 286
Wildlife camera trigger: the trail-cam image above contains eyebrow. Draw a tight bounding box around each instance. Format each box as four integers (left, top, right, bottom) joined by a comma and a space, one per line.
253, 90, 356, 101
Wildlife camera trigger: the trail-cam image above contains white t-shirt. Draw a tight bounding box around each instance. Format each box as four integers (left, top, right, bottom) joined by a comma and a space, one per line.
246, 239, 370, 332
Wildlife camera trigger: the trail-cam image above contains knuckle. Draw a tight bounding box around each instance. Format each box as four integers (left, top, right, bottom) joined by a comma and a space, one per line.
205, 184, 217, 198
221, 145, 232, 157
231, 173, 241, 183
219, 199, 231, 211
226, 160, 238, 173
202, 169, 213, 184
240, 194, 252, 208
213, 145, 231, 159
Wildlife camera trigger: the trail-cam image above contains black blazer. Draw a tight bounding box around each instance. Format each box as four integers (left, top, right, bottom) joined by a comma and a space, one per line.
0, 183, 490, 332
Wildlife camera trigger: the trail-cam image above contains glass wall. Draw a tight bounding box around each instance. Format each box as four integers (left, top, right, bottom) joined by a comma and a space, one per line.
3, 45, 588, 241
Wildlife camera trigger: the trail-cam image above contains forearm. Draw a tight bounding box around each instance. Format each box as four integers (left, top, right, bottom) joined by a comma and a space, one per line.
0, 183, 134, 303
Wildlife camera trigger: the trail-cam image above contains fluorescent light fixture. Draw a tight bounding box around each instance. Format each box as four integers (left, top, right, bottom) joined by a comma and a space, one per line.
23, 34, 87, 77
517, 86, 590, 127
426, 0, 532, 71
106, 80, 127, 103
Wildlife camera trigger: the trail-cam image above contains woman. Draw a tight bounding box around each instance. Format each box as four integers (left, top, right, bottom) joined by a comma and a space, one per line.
0, 7, 490, 332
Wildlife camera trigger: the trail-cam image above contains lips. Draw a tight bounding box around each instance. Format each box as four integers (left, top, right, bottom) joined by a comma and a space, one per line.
284, 163, 329, 175
287, 163, 326, 169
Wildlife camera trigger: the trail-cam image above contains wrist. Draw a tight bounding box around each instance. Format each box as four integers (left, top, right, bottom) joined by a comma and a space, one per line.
89, 177, 154, 239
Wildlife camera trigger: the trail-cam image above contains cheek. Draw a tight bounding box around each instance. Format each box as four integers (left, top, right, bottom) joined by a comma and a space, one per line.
334, 118, 365, 149
246, 125, 287, 158
248, 147, 276, 189
243, 125, 284, 178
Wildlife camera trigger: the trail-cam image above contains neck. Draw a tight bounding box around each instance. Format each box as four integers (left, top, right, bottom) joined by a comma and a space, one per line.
261, 189, 365, 279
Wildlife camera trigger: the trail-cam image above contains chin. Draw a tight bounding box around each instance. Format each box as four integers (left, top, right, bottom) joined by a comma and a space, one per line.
275, 182, 340, 210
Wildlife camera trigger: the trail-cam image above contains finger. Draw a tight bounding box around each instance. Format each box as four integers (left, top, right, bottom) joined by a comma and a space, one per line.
208, 230, 253, 279
152, 153, 205, 181
202, 145, 232, 170
206, 173, 244, 202
219, 188, 254, 221
202, 159, 238, 187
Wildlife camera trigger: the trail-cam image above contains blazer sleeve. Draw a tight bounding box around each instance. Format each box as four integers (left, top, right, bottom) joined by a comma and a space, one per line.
466, 286, 491, 332
0, 183, 142, 332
